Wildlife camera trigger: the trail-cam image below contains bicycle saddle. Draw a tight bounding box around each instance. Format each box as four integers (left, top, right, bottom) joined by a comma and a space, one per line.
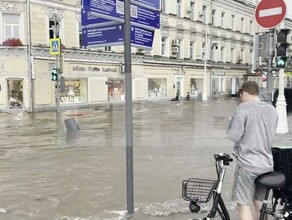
255, 171, 286, 189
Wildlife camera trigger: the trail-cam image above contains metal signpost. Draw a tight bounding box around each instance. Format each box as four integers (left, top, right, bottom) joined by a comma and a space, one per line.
255, 0, 288, 133
255, 0, 287, 102
81, 0, 160, 216
50, 37, 61, 113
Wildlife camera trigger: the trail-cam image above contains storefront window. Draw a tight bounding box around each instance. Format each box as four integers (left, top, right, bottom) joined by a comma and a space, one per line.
148, 78, 167, 98
190, 79, 198, 95
108, 79, 124, 101
8, 79, 23, 108
60, 79, 87, 104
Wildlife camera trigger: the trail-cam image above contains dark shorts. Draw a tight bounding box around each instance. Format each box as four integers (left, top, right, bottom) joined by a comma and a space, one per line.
232, 165, 266, 205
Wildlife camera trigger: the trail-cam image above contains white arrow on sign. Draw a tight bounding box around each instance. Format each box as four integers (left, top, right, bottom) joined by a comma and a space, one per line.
259, 7, 282, 17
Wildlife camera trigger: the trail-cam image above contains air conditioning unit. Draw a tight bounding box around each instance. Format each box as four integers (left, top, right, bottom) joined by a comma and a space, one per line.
172, 39, 179, 46
172, 46, 179, 54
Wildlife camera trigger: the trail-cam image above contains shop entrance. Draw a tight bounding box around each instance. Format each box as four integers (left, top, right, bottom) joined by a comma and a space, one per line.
7, 79, 23, 108
176, 77, 184, 97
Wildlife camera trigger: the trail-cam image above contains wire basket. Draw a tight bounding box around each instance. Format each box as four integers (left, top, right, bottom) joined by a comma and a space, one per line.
182, 178, 217, 203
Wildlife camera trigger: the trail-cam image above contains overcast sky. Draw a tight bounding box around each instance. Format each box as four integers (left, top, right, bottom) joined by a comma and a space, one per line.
286, 0, 292, 16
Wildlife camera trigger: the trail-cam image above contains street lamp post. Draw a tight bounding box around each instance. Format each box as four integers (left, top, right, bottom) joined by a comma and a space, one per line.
202, 14, 208, 101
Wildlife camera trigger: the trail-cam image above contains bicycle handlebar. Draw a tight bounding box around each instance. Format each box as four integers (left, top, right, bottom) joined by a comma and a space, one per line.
214, 153, 233, 165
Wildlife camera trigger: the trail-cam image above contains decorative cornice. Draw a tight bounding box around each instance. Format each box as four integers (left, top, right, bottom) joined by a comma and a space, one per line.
160, 29, 169, 38
0, 46, 28, 57
0, 1, 23, 11
47, 7, 64, 20
31, 47, 143, 64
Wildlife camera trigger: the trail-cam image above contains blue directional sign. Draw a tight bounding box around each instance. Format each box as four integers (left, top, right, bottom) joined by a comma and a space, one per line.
131, 26, 154, 48
82, 24, 154, 49
81, 10, 119, 27
131, 0, 160, 10
82, 25, 124, 47
83, 0, 160, 30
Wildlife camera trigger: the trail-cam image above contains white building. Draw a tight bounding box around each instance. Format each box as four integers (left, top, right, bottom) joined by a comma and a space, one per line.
0, 0, 291, 111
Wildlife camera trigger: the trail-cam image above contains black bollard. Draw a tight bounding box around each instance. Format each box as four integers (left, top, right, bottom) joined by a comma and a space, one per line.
64, 117, 80, 132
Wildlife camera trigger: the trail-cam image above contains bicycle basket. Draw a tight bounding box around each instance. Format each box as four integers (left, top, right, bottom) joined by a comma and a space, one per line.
182, 178, 217, 203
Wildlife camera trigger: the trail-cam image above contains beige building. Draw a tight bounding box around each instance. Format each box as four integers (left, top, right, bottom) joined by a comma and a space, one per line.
0, 0, 291, 111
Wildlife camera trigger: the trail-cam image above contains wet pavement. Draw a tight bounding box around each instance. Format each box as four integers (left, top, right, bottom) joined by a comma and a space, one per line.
0, 97, 291, 220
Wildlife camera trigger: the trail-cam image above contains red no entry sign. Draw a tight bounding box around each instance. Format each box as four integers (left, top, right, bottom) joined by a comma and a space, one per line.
255, 0, 287, 29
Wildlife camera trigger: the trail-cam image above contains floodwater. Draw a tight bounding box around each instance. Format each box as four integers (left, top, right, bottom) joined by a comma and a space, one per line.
0, 98, 290, 220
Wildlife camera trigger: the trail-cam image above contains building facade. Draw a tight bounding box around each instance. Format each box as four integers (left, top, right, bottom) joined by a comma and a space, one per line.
0, 0, 291, 111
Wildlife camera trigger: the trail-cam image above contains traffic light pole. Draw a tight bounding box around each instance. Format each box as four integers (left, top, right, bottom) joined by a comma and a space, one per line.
267, 29, 275, 102
53, 14, 60, 114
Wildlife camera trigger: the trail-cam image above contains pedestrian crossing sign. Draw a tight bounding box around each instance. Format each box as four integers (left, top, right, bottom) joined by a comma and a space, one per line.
50, 38, 61, 55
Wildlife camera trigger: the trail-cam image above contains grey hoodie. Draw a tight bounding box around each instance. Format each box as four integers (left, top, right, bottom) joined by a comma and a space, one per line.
227, 100, 278, 174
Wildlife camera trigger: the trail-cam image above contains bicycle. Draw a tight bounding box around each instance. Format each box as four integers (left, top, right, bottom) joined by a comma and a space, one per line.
182, 153, 292, 220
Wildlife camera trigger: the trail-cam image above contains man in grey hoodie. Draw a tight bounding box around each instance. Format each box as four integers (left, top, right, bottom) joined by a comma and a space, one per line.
227, 81, 278, 220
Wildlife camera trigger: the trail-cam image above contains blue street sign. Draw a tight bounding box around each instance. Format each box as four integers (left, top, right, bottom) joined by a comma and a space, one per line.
82, 24, 154, 49
83, 0, 160, 30
131, 26, 154, 48
81, 10, 119, 27
82, 25, 124, 47
131, 0, 160, 10
50, 38, 61, 55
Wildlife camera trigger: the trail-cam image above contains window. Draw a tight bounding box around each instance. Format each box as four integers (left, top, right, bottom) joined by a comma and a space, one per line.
212, 10, 216, 26
231, 48, 234, 63
177, 0, 181, 17
190, 2, 195, 20
231, 15, 235, 30
49, 19, 60, 39
221, 13, 225, 28
202, 42, 206, 59
105, 46, 111, 51
241, 48, 244, 62
162, 0, 167, 13
148, 78, 167, 98
202, 6, 207, 24
161, 37, 167, 56
3, 14, 20, 40
250, 20, 253, 34
241, 18, 244, 32
221, 47, 225, 62
190, 41, 194, 59
177, 39, 181, 57
60, 79, 88, 104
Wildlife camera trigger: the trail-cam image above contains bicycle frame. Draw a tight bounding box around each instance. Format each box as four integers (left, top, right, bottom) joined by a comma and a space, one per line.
206, 157, 230, 220
183, 153, 292, 220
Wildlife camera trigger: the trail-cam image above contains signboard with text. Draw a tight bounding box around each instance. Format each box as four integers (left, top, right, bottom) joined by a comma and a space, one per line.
82, 0, 160, 30
82, 24, 154, 48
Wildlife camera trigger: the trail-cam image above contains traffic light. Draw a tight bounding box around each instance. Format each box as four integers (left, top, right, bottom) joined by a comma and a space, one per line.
276, 29, 291, 68
276, 56, 287, 69
51, 68, 58, 81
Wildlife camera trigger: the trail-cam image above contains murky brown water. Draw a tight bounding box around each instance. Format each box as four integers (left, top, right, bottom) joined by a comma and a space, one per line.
0, 98, 290, 220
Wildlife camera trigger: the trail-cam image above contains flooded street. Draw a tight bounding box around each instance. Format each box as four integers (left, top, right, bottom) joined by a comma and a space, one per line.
0, 98, 291, 220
